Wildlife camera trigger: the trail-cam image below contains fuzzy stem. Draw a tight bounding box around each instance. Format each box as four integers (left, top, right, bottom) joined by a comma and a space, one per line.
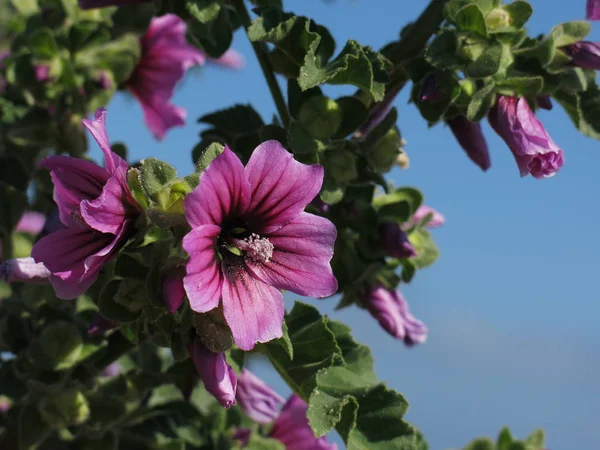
233, 0, 291, 128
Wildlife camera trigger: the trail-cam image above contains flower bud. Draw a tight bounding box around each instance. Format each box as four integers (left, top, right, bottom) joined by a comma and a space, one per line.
35, 64, 51, 82
101, 362, 120, 377
536, 96, 553, 111
406, 206, 445, 229
587, 0, 600, 20
187, 337, 237, 408
419, 74, 441, 103
298, 96, 342, 139
0, 258, 50, 284
368, 128, 402, 173
562, 41, 600, 70
38, 388, 90, 428
485, 8, 512, 31
162, 271, 185, 314
359, 285, 428, 346
379, 223, 417, 259
237, 369, 284, 423
447, 116, 491, 172
488, 96, 564, 178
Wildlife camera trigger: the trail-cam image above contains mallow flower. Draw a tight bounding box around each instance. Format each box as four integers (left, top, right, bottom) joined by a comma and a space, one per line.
562, 41, 600, 70
269, 395, 338, 450
359, 285, 428, 346
236, 369, 284, 424
588, 0, 600, 20
126, 15, 243, 140
183, 141, 337, 351
406, 205, 445, 229
32, 108, 140, 299
378, 223, 416, 259
187, 337, 237, 408
0, 257, 51, 284
488, 96, 564, 179
447, 116, 491, 171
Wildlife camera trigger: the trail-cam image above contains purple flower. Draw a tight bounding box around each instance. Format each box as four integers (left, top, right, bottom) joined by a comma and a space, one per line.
126, 14, 205, 140
32, 108, 140, 299
379, 223, 416, 259
356, 86, 401, 136
78, 0, 149, 8
406, 206, 445, 229
187, 337, 237, 408
447, 117, 491, 171
101, 362, 120, 377
35, 65, 51, 82
236, 369, 284, 424
588, 0, 600, 19
488, 96, 564, 179
562, 41, 600, 70
87, 314, 116, 336
0, 257, 51, 284
360, 285, 428, 346
537, 96, 553, 111
269, 395, 338, 450
16, 211, 46, 236
183, 141, 337, 351
162, 272, 185, 314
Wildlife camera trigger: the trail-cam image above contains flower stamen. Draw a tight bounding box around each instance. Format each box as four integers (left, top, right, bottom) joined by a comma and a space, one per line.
231, 233, 274, 263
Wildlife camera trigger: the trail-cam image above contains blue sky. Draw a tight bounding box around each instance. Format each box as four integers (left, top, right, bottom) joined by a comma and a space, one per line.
98, 1, 600, 448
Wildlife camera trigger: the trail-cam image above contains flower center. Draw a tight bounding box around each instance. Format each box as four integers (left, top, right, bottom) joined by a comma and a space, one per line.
230, 233, 274, 263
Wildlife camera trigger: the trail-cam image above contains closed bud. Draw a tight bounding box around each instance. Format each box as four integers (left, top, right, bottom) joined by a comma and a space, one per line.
237, 369, 284, 423
460, 79, 477, 97
485, 8, 512, 31
187, 337, 237, 408
298, 96, 342, 140
378, 223, 417, 259
368, 128, 402, 173
457, 34, 486, 61
38, 388, 90, 428
162, 269, 185, 314
447, 116, 491, 172
193, 308, 234, 353
325, 149, 358, 183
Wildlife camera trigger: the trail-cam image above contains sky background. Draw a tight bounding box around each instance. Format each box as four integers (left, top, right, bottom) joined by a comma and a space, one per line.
96, 1, 600, 449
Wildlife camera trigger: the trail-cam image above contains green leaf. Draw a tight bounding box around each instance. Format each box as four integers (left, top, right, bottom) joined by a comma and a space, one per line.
299, 40, 390, 101
29, 29, 60, 58
524, 428, 544, 448
425, 31, 463, 70
465, 41, 502, 78
455, 4, 488, 37
187, 4, 235, 58
199, 104, 264, 135
466, 80, 495, 121
464, 438, 495, 450
409, 229, 440, 269
497, 427, 513, 450
140, 158, 178, 200
98, 280, 142, 323
554, 83, 600, 140
29, 321, 83, 371
193, 142, 225, 172
373, 187, 423, 223
496, 75, 543, 97
246, 434, 285, 450
186, 0, 220, 24
0, 182, 27, 236
551, 21, 591, 47
334, 96, 369, 138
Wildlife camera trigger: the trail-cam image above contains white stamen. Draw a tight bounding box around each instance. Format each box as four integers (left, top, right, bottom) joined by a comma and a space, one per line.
236, 233, 274, 263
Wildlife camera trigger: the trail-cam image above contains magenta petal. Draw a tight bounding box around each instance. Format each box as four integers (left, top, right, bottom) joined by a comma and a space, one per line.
182, 225, 223, 313
0, 258, 51, 284
136, 94, 186, 140
221, 266, 284, 351
270, 395, 338, 450
246, 212, 337, 298
162, 273, 185, 314
82, 108, 128, 175
237, 369, 284, 424
245, 141, 324, 229
16, 211, 46, 235
211, 49, 245, 69
80, 175, 129, 234
184, 147, 251, 228
588, 0, 600, 19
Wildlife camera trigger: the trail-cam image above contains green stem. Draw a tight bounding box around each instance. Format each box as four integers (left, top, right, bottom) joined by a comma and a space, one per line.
233, 0, 291, 128
72, 332, 136, 383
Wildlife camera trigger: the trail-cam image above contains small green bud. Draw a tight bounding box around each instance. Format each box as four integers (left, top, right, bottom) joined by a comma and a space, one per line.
298, 96, 342, 140
38, 388, 90, 429
193, 308, 233, 353
324, 149, 358, 184
368, 128, 402, 173
486, 8, 512, 31
460, 79, 477, 97
127, 168, 150, 210
457, 34, 486, 61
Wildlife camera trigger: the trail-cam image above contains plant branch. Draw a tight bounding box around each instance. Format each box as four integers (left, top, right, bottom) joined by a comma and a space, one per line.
233, 0, 290, 128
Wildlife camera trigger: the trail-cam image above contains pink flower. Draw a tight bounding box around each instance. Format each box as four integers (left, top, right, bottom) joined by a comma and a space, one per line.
588, 0, 600, 19
360, 285, 428, 346
35, 64, 51, 82
183, 141, 338, 350
78, 0, 149, 8
406, 206, 445, 229
187, 337, 237, 408
32, 109, 140, 299
270, 395, 338, 450
237, 369, 284, 423
163, 271, 186, 314
488, 96, 564, 179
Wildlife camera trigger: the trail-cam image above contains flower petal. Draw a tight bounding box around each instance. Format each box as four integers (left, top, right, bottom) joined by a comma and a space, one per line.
245, 141, 324, 229
184, 147, 251, 228
41, 156, 109, 227
133, 92, 186, 140
183, 224, 223, 313
80, 174, 130, 234
221, 264, 284, 351
246, 212, 337, 298
82, 108, 128, 175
